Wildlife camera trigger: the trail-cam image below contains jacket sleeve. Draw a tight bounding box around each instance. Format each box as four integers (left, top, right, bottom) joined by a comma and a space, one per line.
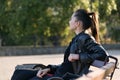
46, 64, 61, 74
77, 35, 109, 63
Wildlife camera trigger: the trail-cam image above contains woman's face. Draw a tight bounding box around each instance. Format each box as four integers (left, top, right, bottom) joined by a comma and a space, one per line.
69, 13, 79, 31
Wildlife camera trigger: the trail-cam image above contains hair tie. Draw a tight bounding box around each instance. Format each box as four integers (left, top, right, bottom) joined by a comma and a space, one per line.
88, 12, 95, 15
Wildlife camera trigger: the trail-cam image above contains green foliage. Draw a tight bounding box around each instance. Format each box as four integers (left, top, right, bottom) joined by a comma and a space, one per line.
109, 27, 120, 43
0, 0, 119, 46
115, 0, 120, 17
0, 0, 76, 46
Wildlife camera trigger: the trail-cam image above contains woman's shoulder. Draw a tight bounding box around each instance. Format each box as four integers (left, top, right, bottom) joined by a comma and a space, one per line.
78, 32, 91, 40
77, 32, 96, 43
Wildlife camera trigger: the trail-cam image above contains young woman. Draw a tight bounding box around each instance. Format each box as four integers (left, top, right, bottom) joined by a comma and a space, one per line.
11, 9, 108, 80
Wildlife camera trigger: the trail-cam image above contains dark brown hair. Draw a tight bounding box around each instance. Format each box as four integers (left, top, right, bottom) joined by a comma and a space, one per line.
74, 9, 99, 43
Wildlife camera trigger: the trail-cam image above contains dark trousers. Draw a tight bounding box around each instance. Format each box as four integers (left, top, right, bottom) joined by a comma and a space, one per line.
11, 69, 52, 80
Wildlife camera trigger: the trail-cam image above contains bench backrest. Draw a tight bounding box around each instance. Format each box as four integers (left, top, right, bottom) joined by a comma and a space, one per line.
102, 62, 115, 80
76, 62, 115, 80
76, 55, 118, 80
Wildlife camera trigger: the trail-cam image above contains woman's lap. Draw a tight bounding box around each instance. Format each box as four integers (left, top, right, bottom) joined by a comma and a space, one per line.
11, 69, 38, 80
11, 69, 53, 80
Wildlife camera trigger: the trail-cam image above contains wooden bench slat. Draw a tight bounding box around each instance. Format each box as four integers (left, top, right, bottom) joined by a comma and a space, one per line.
76, 75, 91, 80
102, 62, 115, 79
76, 62, 115, 80
87, 69, 105, 80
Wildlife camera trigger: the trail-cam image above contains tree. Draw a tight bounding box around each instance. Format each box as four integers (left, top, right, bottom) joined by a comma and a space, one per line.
115, 0, 120, 17
0, 0, 119, 46
0, 0, 77, 46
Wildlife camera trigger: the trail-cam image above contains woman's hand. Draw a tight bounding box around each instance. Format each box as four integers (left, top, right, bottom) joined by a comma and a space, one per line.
36, 68, 50, 78
68, 54, 79, 62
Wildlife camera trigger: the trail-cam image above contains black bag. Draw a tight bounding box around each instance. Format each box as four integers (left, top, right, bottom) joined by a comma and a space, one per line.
15, 63, 46, 70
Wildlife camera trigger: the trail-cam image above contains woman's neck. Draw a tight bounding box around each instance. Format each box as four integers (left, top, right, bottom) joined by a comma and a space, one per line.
75, 29, 84, 35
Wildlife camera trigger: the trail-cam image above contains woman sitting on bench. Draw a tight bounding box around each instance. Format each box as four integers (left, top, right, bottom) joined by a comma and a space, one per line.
11, 9, 109, 80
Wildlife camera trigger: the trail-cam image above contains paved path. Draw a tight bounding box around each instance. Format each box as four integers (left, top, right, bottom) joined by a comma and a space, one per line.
0, 50, 120, 80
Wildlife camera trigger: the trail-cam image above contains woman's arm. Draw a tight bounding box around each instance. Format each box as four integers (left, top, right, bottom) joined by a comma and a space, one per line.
78, 36, 108, 63
46, 64, 61, 74
68, 34, 108, 63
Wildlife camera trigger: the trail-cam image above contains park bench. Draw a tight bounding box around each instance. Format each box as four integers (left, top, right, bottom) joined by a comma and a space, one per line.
15, 55, 118, 80
76, 55, 118, 80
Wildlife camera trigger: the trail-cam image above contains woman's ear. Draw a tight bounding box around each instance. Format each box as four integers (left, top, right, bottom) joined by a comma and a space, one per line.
79, 21, 83, 27
76, 21, 83, 28
75, 21, 80, 27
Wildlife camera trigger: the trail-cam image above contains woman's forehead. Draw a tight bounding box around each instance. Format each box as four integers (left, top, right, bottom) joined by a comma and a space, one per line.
72, 13, 75, 17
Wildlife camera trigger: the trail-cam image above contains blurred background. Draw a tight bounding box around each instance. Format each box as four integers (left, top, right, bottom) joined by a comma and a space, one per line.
0, 0, 120, 47
0, 0, 120, 80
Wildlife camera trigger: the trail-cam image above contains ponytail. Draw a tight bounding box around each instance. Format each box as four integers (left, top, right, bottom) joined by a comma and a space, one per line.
88, 12, 100, 43
74, 9, 100, 43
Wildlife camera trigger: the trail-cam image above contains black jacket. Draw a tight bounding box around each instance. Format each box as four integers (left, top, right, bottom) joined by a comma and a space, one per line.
47, 32, 108, 77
